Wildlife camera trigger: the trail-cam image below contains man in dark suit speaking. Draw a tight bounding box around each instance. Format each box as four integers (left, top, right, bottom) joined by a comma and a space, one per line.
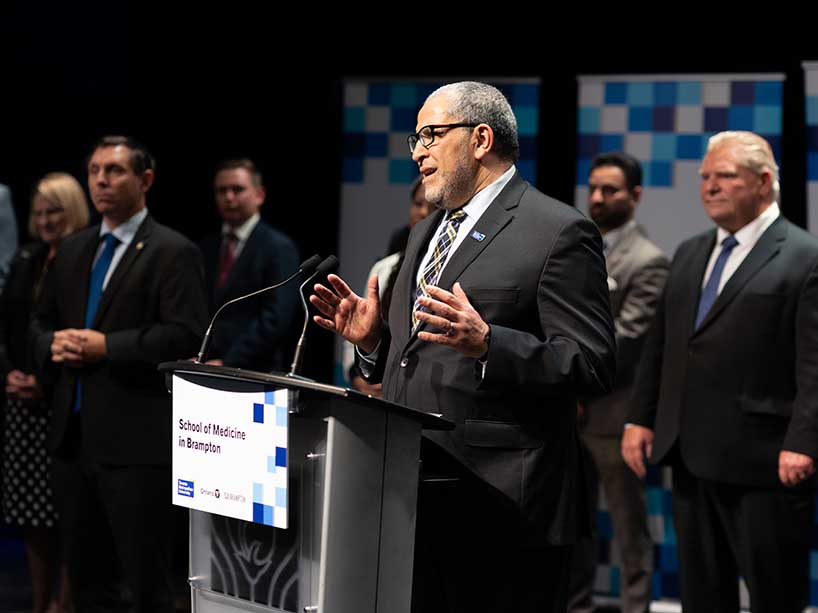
33, 136, 208, 612
622, 131, 818, 613
311, 81, 616, 612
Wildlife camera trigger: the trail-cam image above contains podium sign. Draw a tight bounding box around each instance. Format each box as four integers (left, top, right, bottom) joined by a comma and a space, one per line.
171, 374, 290, 529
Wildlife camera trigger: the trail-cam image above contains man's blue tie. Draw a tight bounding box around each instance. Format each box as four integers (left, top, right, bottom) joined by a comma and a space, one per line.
695, 234, 738, 329
74, 233, 120, 412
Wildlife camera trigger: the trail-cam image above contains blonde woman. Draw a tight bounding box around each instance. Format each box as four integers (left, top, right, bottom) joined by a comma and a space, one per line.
0, 173, 89, 613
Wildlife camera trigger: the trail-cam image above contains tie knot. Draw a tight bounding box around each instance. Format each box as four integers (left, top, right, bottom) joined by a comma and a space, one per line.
224, 232, 238, 243
447, 209, 466, 225
722, 235, 739, 251
101, 233, 119, 250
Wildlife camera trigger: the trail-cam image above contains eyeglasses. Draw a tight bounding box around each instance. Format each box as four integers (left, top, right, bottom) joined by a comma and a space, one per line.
407, 123, 480, 153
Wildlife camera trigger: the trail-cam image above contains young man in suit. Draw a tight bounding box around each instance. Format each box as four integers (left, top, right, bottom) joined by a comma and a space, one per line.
198, 159, 299, 372
32, 136, 209, 612
569, 152, 669, 613
310, 81, 616, 613
622, 131, 818, 613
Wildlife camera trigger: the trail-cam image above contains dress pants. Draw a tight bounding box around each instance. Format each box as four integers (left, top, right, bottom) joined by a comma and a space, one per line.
52, 415, 174, 613
672, 459, 813, 613
568, 435, 653, 613
411, 441, 571, 613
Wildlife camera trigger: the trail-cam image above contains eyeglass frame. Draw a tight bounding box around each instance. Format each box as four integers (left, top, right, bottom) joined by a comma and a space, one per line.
407, 123, 481, 154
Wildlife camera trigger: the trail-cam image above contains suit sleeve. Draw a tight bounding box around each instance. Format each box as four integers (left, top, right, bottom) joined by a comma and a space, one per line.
105, 240, 209, 366
222, 236, 301, 369
615, 253, 670, 384
480, 216, 616, 397
783, 254, 818, 458
30, 261, 58, 379
625, 271, 669, 430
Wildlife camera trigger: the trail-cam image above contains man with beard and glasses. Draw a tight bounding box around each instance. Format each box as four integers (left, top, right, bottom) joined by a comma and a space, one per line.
310, 81, 616, 613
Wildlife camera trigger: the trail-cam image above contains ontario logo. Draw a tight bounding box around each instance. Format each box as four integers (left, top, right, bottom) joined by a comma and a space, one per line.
177, 479, 194, 498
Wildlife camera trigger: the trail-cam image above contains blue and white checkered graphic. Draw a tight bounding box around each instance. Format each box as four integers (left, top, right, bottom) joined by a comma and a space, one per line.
343, 79, 540, 186
251, 388, 289, 527
576, 76, 783, 189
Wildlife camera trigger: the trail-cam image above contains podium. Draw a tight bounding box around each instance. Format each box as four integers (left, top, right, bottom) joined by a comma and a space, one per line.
159, 361, 452, 613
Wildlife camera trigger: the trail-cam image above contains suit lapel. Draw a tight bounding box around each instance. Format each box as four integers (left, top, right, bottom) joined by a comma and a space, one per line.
604, 223, 640, 278
694, 217, 786, 335
92, 215, 153, 328
391, 209, 445, 348
678, 231, 717, 335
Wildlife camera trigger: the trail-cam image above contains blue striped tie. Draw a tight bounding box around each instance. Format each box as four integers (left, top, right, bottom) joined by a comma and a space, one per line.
74, 233, 120, 412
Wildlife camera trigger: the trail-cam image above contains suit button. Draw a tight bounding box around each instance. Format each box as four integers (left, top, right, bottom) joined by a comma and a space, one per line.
400, 357, 409, 368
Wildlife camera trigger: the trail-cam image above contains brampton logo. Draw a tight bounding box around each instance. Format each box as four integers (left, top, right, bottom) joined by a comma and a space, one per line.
177, 479, 194, 498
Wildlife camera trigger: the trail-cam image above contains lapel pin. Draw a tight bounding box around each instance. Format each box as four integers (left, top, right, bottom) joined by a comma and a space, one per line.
471, 230, 485, 242
136, 241, 145, 251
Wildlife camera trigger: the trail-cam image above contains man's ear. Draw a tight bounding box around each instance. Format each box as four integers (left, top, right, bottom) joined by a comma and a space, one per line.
473, 124, 495, 161
141, 169, 155, 192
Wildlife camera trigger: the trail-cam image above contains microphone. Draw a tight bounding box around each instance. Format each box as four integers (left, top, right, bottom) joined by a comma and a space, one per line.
288, 255, 339, 376
195, 254, 322, 364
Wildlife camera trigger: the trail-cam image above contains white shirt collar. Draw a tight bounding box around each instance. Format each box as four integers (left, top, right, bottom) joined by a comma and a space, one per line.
100, 207, 148, 247
452, 165, 516, 222
715, 202, 780, 246
222, 213, 260, 243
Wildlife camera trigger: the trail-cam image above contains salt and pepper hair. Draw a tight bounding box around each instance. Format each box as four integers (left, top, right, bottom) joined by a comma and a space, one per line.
427, 82, 519, 163
707, 131, 780, 203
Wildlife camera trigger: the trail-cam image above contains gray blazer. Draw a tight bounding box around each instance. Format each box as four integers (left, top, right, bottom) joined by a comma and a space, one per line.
584, 223, 669, 437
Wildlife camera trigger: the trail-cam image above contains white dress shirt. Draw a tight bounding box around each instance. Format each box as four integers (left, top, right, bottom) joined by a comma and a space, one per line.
701, 203, 780, 294
95, 207, 149, 290
414, 165, 516, 287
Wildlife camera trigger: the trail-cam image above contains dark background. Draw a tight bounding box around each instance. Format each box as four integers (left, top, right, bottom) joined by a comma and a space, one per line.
1, 9, 815, 379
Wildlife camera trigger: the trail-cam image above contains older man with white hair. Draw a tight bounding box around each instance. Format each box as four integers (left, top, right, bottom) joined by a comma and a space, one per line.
623, 130, 818, 613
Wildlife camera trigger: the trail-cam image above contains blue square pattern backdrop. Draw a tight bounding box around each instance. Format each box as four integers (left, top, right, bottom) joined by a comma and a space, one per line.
576, 75, 811, 605
343, 80, 540, 186
576, 78, 783, 189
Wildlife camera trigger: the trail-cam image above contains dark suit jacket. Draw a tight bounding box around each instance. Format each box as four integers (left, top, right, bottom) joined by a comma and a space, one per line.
365, 172, 617, 546
199, 221, 300, 372
583, 224, 669, 437
628, 216, 818, 487
0, 241, 49, 377
32, 214, 208, 466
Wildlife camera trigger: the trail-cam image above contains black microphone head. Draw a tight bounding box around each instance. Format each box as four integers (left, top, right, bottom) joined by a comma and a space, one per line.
316, 255, 339, 276
299, 254, 322, 275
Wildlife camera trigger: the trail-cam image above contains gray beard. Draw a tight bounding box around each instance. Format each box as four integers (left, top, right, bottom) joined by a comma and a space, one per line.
424, 163, 476, 210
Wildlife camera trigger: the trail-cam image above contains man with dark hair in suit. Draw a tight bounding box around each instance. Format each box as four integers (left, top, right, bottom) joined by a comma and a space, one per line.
568, 152, 668, 613
310, 81, 616, 613
33, 136, 209, 612
622, 131, 818, 613
198, 158, 299, 372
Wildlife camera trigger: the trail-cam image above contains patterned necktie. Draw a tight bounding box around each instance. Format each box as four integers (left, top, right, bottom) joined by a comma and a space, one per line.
74, 233, 120, 412
695, 234, 739, 329
217, 232, 238, 289
411, 209, 466, 331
